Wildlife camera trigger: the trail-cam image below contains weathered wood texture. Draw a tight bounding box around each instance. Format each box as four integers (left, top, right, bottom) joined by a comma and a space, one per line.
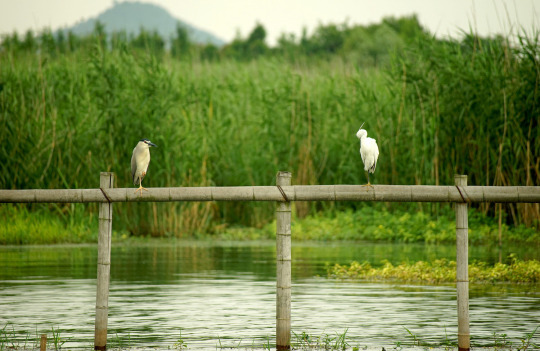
3, 172, 539, 351
1, 185, 539, 203
455, 175, 470, 351
95, 172, 114, 351
276, 172, 292, 350
40, 335, 47, 351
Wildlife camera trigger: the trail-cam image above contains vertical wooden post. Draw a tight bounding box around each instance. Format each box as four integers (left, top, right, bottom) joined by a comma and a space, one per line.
455, 175, 470, 351
95, 172, 114, 351
276, 171, 292, 350
40, 334, 47, 351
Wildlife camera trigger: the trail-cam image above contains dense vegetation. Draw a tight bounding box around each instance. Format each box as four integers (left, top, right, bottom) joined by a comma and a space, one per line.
0, 16, 538, 240
327, 256, 540, 284
0, 16, 426, 64
3, 203, 538, 245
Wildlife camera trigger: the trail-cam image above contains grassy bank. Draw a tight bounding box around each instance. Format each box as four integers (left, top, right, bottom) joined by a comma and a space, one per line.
217, 204, 539, 245
1, 203, 538, 245
0, 204, 99, 244
327, 255, 540, 284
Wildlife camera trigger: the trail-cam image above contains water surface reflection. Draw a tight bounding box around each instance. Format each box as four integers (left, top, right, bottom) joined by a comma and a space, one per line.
0, 241, 538, 349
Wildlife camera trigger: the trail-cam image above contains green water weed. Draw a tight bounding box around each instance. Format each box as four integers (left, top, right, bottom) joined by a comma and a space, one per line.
112, 331, 132, 349
0, 323, 13, 350
293, 330, 350, 350
217, 335, 223, 349
332, 329, 349, 350
491, 331, 511, 349
518, 326, 539, 351
51, 326, 68, 350
173, 329, 187, 349
319, 333, 335, 349
441, 326, 455, 347
403, 327, 421, 346
263, 335, 271, 351
293, 330, 313, 347
328, 257, 540, 284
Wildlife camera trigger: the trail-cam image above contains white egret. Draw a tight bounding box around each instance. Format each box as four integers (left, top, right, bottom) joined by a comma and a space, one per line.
131, 139, 157, 196
356, 122, 379, 186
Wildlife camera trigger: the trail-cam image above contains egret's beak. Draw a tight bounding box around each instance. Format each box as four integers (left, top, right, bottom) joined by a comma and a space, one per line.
360, 122, 365, 129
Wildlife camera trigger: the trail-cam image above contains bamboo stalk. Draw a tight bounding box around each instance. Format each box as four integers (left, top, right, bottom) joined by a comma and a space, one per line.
3, 174, 538, 351
276, 171, 291, 350
40, 334, 47, 351
1, 185, 539, 203
455, 175, 470, 351
95, 172, 114, 351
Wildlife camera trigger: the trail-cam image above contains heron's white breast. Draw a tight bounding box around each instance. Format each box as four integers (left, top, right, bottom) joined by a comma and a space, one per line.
135, 149, 151, 174
360, 137, 379, 169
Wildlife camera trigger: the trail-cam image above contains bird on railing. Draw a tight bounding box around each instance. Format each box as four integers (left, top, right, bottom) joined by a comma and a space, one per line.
356, 122, 379, 187
131, 139, 157, 196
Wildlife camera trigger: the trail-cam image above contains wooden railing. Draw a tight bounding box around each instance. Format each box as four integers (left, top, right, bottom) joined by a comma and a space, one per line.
2, 171, 539, 351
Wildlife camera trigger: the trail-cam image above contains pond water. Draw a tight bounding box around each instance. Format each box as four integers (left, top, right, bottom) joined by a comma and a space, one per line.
0, 240, 539, 350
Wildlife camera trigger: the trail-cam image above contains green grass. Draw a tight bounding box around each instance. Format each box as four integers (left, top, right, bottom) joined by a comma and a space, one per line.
218, 204, 539, 244
0, 324, 67, 351
327, 255, 540, 284
2, 323, 538, 351
292, 329, 350, 350
0, 204, 98, 244
1, 202, 537, 245
282, 206, 538, 244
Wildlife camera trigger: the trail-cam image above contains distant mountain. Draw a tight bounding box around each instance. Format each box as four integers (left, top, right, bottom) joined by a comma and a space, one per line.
66, 1, 224, 46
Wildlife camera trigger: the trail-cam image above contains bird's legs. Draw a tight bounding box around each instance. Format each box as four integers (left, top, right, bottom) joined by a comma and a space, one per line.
361, 172, 373, 190
134, 172, 148, 197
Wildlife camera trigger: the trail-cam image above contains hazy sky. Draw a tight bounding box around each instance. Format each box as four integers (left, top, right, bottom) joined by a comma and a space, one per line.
0, 0, 538, 45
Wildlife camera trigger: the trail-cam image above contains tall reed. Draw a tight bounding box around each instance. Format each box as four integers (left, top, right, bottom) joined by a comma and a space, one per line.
0, 31, 538, 237
392, 32, 539, 226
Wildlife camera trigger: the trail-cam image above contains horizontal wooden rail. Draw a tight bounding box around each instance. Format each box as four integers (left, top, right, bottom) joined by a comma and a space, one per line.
0, 185, 539, 203
3, 171, 539, 351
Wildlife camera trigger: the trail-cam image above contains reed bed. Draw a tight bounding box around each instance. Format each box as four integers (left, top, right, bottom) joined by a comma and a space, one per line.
0, 31, 538, 237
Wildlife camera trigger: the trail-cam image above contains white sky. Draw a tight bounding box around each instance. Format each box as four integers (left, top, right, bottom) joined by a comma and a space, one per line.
0, 0, 538, 45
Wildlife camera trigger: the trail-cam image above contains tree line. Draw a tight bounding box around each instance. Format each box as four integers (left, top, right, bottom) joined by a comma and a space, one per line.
1, 15, 432, 65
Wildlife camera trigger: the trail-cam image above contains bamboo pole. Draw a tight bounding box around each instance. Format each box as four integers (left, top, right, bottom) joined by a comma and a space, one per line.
276, 171, 292, 350
1, 185, 539, 203
40, 334, 47, 351
2, 176, 539, 350
95, 172, 114, 351
455, 175, 470, 351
